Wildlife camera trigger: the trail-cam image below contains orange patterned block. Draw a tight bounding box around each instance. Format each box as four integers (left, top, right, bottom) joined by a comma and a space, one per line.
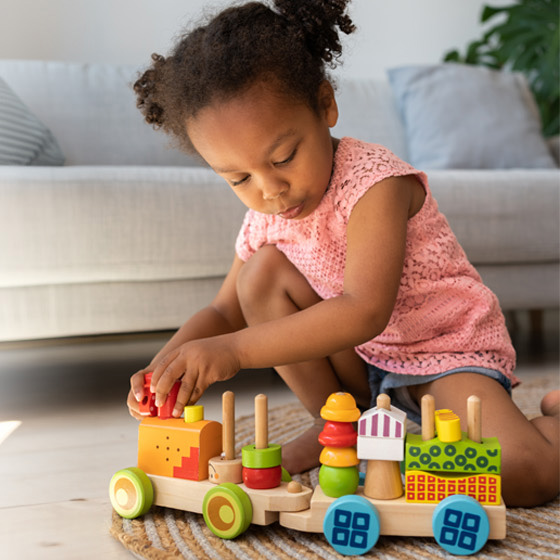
405, 470, 501, 506
137, 417, 221, 480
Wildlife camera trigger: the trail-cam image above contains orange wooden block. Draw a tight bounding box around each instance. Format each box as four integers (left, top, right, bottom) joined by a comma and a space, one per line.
137, 417, 222, 480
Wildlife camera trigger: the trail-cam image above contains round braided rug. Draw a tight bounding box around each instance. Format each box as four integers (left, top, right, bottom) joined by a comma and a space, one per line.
111, 376, 560, 559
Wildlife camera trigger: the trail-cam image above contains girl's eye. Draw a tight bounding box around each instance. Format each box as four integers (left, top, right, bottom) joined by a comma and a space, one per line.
230, 176, 249, 187
274, 148, 297, 166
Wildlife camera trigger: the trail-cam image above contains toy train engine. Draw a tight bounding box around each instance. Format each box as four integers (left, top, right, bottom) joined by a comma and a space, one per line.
137, 409, 222, 481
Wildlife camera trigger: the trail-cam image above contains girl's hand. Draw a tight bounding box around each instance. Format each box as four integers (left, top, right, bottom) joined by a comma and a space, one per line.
150, 336, 241, 418
127, 366, 154, 420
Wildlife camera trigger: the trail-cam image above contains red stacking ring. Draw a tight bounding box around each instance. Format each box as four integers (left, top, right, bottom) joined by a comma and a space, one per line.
319, 420, 357, 447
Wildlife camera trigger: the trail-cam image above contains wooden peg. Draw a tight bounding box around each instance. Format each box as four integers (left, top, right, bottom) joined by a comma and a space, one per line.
255, 394, 268, 449
377, 393, 391, 410
421, 394, 435, 441
467, 395, 482, 443
364, 459, 403, 500
222, 391, 236, 460
208, 391, 242, 484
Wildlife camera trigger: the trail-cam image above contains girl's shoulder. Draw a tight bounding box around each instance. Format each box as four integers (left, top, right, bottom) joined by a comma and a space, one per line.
333, 137, 424, 186
331, 137, 429, 217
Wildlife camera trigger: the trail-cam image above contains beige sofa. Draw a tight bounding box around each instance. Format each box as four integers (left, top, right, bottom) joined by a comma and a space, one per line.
0, 60, 558, 342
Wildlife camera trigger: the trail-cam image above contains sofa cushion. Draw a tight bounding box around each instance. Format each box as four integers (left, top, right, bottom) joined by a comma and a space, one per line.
332, 79, 408, 161
0, 166, 245, 289
0, 60, 202, 166
388, 63, 557, 170
0, 76, 65, 166
429, 169, 559, 265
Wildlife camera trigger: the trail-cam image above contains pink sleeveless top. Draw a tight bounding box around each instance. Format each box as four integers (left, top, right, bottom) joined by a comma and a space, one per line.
235, 137, 517, 382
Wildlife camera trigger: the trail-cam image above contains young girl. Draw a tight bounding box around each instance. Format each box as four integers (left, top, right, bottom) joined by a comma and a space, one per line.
127, 0, 559, 507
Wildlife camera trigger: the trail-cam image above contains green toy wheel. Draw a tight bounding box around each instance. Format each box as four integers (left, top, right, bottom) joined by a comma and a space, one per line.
203, 483, 253, 539
109, 467, 153, 519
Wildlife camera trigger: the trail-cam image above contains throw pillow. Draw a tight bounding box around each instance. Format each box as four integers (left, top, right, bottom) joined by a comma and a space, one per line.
387, 63, 556, 169
0, 76, 65, 165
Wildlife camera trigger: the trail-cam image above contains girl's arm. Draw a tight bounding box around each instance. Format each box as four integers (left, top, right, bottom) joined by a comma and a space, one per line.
127, 256, 246, 418
149, 174, 423, 415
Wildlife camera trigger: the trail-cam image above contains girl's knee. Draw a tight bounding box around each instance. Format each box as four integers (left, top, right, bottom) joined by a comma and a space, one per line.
236, 245, 291, 317
503, 429, 559, 506
237, 245, 321, 323
237, 246, 285, 298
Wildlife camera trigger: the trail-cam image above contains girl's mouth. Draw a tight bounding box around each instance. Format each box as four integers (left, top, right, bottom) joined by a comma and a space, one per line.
278, 202, 304, 220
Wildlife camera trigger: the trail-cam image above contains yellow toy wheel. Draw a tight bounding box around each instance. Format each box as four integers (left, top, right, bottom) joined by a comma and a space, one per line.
109, 467, 153, 519
203, 483, 252, 539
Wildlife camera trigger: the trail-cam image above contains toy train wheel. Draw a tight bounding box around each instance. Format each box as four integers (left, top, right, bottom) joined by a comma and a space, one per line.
432, 495, 490, 555
202, 483, 253, 539
323, 495, 380, 555
109, 467, 153, 519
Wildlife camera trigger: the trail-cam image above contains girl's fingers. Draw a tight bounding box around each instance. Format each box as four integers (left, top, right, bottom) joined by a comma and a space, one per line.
127, 389, 144, 420
130, 370, 148, 402
173, 373, 198, 417
152, 353, 185, 408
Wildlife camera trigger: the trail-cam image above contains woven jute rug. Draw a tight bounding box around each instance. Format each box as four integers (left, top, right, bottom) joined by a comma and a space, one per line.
111, 375, 560, 559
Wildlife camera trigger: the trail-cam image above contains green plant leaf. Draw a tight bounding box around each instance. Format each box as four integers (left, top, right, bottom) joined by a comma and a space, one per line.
444, 50, 462, 63
442, 0, 559, 135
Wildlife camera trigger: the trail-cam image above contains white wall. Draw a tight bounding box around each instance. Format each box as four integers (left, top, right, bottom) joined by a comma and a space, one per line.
0, 0, 504, 79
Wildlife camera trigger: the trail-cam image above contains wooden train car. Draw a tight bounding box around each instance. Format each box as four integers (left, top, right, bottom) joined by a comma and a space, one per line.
110, 388, 506, 556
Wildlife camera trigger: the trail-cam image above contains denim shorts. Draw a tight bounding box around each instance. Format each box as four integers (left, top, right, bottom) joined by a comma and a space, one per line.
366, 363, 513, 425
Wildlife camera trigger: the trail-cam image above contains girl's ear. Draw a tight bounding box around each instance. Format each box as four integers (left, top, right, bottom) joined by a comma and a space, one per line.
318, 80, 339, 128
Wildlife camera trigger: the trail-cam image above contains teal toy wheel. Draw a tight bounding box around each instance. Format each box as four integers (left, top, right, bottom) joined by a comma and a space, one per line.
203, 483, 253, 539
323, 495, 380, 555
109, 467, 153, 519
432, 495, 490, 555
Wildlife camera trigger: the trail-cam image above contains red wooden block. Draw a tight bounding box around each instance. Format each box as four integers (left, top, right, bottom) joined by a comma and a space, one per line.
242, 465, 282, 489
158, 382, 181, 419
139, 373, 157, 417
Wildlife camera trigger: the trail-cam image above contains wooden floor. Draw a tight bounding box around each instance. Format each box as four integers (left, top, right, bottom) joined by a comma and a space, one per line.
0, 310, 557, 559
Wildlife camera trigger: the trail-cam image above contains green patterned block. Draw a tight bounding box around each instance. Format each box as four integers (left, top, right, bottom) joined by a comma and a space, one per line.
405, 433, 500, 474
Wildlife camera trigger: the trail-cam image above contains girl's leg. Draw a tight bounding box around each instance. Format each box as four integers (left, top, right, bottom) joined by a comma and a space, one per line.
237, 245, 370, 474
409, 374, 560, 507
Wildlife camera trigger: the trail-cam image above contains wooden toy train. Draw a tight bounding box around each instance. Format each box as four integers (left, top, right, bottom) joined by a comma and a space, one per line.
110, 381, 506, 556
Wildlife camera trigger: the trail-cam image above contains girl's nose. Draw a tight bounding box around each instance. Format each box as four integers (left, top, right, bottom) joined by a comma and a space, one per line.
262, 178, 288, 201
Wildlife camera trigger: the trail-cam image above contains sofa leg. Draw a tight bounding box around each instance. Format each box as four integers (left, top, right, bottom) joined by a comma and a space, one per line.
529, 309, 543, 336
529, 309, 545, 352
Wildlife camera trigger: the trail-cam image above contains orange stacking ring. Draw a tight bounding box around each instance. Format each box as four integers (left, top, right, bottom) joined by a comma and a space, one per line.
320, 392, 361, 422
320, 446, 359, 467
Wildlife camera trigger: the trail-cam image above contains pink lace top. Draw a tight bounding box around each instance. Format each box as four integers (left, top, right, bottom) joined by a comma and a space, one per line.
235, 137, 517, 382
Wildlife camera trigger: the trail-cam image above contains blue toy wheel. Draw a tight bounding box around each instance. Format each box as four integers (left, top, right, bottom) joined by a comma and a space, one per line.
323, 495, 380, 556
432, 495, 490, 555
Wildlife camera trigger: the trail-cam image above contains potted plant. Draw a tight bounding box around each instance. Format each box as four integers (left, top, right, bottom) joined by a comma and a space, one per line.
444, 0, 559, 137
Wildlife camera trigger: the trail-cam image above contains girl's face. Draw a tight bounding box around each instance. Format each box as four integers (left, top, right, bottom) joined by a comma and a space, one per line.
186, 80, 339, 220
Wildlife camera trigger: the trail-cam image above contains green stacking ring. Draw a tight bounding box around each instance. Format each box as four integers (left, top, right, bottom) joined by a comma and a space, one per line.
241, 443, 282, 469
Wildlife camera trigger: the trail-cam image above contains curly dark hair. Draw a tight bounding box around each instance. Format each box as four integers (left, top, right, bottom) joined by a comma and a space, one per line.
134, 0, 355, 154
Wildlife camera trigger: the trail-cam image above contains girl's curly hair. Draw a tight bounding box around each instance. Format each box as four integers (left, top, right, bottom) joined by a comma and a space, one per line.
134, 0, 355, 154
